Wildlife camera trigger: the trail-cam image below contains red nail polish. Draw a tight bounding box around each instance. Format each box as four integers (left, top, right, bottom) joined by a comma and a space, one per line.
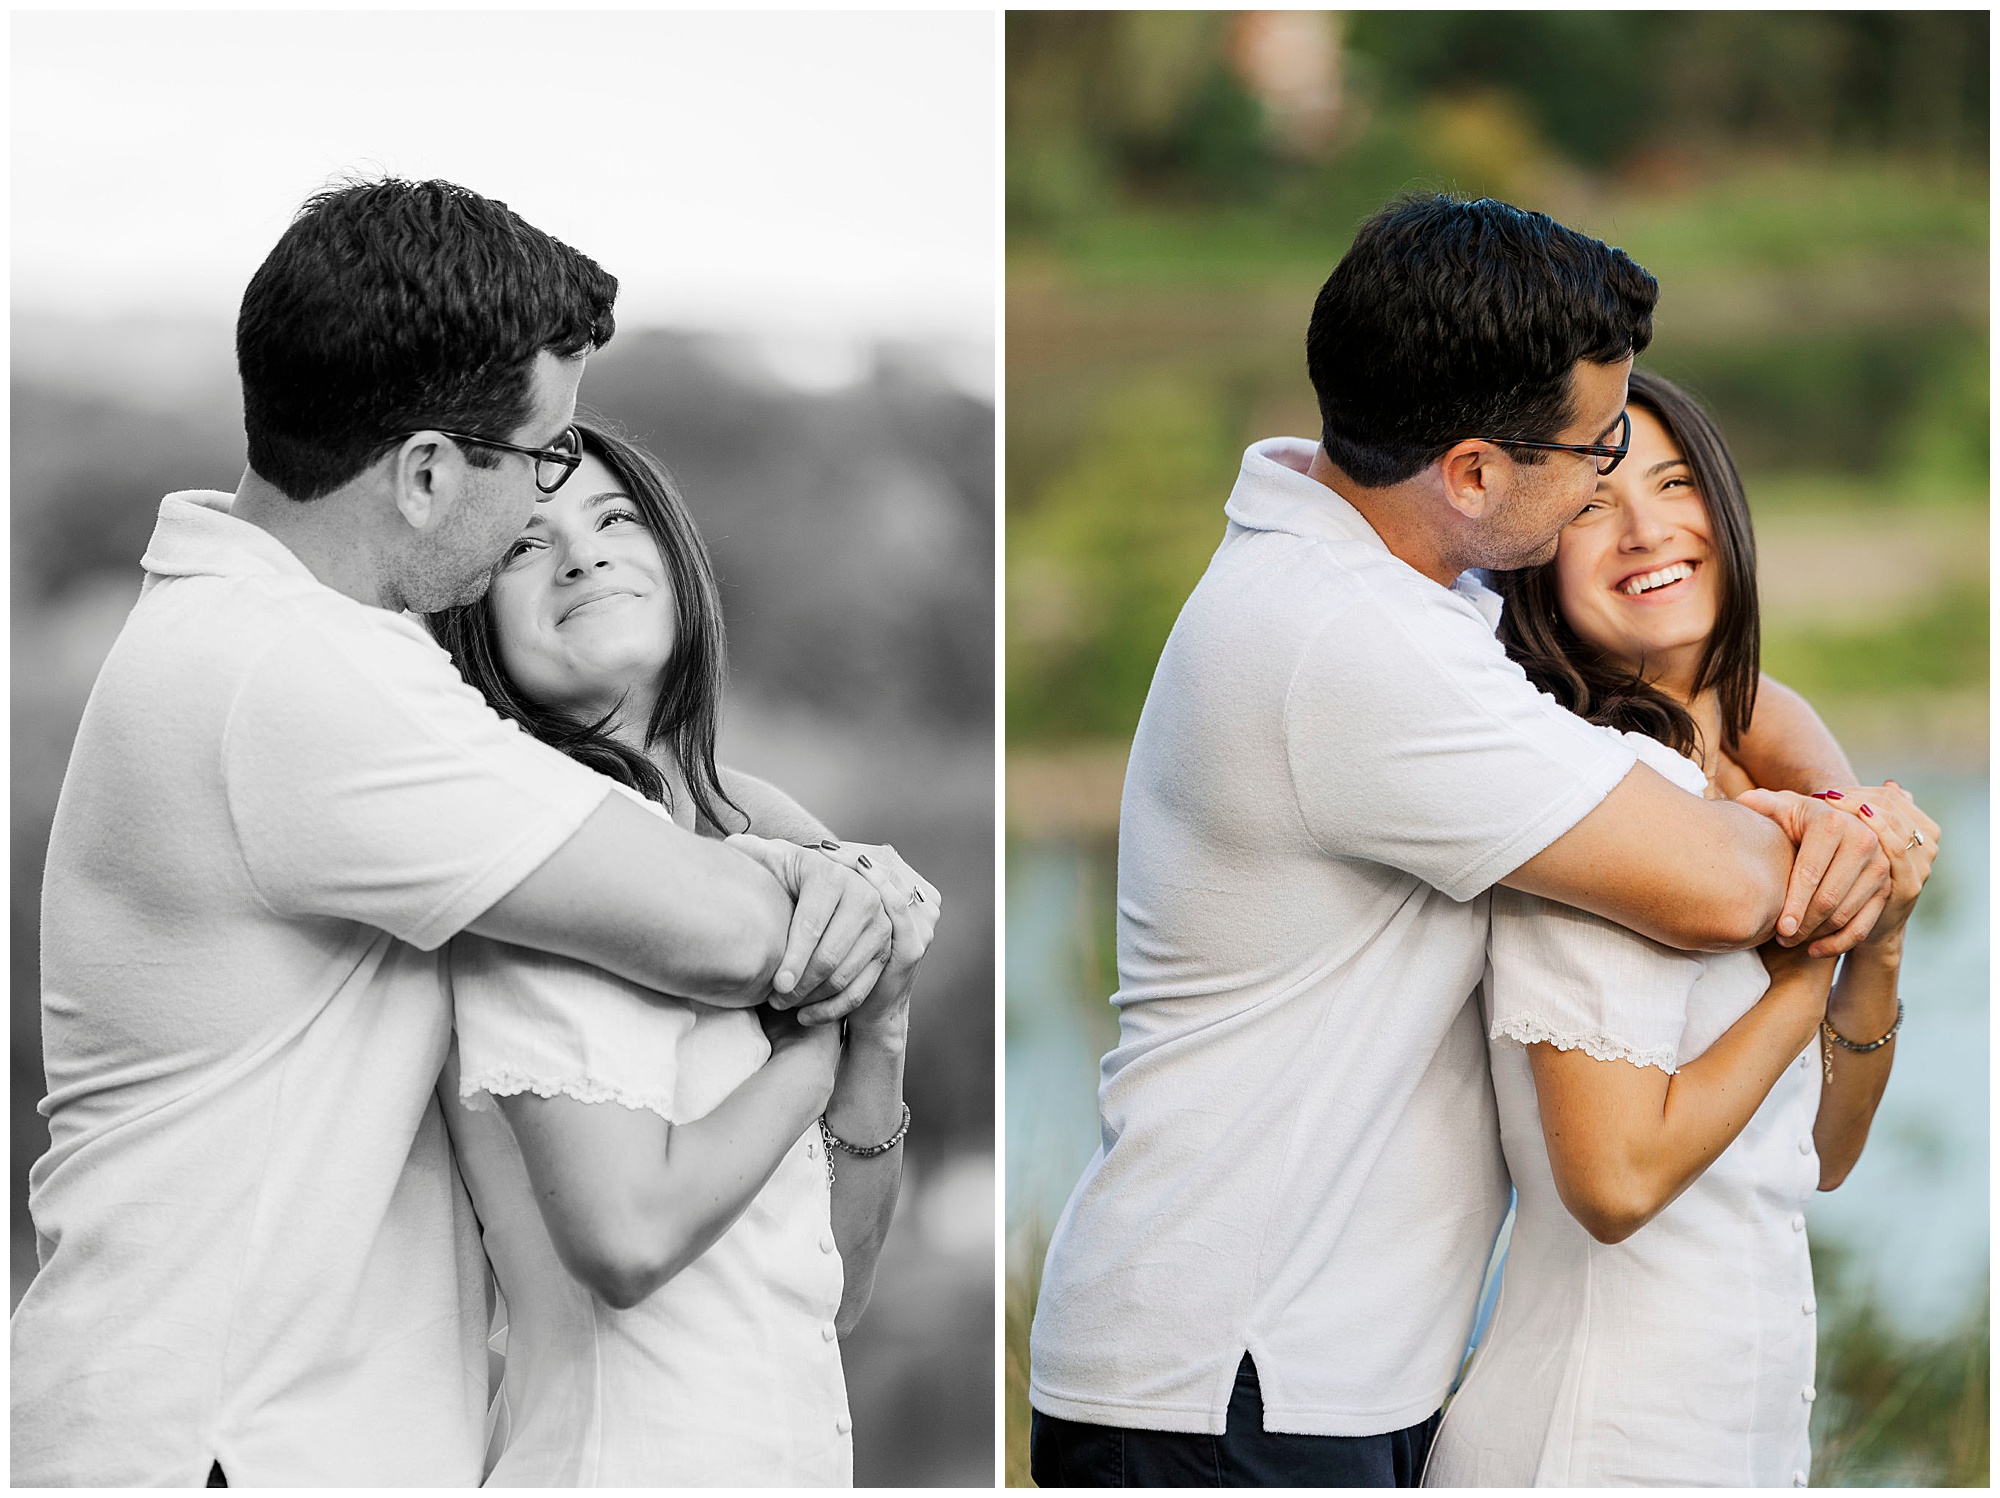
1809, 792, 1830, 800
857, 854, 873, 868
1859, 804, 1873, 816
1824, 791, 1844, 800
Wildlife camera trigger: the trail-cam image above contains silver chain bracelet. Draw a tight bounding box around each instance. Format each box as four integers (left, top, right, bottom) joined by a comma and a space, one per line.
817, 1102, 912, 1185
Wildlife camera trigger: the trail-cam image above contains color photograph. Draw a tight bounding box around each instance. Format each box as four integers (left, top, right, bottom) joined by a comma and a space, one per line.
1006, 12, 1985, 1488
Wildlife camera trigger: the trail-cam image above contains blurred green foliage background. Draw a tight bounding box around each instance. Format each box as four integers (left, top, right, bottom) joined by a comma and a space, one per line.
1006, 9, 1987, 753
1004, 11, 1986, 1488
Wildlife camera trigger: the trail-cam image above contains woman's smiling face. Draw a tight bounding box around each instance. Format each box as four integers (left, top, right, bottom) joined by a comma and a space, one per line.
1552, 405, 1719, 690
486, 451, 677, 729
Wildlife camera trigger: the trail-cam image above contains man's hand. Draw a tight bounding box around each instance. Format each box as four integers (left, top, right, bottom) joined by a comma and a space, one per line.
725, 834, 892, 1023
1734, 788, 1892, 956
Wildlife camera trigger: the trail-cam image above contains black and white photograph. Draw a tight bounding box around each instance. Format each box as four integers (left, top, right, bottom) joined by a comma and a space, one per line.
13, 10, 995, 1487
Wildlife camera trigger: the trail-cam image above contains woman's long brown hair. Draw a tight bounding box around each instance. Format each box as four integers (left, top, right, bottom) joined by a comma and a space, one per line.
1491, 367, 1761, 760
426, 419, 746, 833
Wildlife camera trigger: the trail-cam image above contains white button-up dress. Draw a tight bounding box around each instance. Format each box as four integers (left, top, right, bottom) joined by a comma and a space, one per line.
1426, 735, 1819, 1487
442, 934, 853, 1487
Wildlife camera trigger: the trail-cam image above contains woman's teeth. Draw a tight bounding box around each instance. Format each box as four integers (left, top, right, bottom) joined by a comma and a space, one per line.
1620, 562, 1694, 596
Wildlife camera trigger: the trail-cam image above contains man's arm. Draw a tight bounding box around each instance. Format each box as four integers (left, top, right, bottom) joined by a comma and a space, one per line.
1503, 760, 1889, 955
719, 765, 835, 844
1733, 674, 1856, 792
468, 792, 889, 1012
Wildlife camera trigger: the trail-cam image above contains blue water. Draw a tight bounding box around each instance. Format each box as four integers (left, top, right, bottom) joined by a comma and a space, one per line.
1006, 769, 1989, 1337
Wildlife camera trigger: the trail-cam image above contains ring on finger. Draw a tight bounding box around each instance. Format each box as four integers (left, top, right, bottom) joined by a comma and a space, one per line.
1906, 829, 1925, 851
908, 887, 925, 906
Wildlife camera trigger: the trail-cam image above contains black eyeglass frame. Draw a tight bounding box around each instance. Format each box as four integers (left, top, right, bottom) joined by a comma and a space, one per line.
396, 424, 584, 493
1468, 408, 1632, 476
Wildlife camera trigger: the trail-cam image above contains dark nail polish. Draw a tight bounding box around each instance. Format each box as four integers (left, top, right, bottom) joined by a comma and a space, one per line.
857, 854, 873, 869
1824, 791, 1844, 800
1809, 792, 1830, 800
1859, 804, 1874, 817
820, 839, 840, 851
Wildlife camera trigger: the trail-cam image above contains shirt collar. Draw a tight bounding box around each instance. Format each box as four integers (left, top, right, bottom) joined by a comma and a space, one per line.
1224, 437, 1505, 631
1223, 437, 1390, 551
139, 490, 320, 596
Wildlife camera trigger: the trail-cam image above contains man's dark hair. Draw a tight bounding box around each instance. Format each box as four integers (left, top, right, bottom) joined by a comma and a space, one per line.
237, 177, 619, 500
1306, 194, 1658, 488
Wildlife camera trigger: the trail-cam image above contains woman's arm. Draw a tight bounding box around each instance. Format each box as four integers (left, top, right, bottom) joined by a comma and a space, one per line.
720, 765, 836, 844
1529, 942, 1835, 1244
1732, 673, 1857, 792
1811, 782, 1938, 1187
795, 843, 941, 1335
498, 1013, 842, 1310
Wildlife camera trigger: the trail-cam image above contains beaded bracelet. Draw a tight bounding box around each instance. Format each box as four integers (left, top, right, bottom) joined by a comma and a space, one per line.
1824, 999, 1904, 1053
818, 1103, 912, 1186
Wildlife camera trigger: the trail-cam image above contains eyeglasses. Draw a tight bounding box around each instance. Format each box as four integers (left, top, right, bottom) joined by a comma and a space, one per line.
404, 424, 583, 493
1470, 408, 1631, 476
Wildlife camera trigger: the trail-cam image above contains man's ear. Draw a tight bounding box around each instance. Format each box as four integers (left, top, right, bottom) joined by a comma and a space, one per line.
1438, 439, 1502, 522
387, 433, 460, 533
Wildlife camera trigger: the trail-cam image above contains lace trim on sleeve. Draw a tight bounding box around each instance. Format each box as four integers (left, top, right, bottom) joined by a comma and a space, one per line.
459, 1067, 675, 1122
1491, 1015, 1679, 1074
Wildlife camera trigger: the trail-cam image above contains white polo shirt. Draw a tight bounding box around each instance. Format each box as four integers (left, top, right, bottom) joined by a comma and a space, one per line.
14, 491, 612, 1485
1028, 438, 1639, 1438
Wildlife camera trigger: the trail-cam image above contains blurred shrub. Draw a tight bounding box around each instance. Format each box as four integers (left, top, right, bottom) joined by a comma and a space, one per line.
1006, 373, 1238, 743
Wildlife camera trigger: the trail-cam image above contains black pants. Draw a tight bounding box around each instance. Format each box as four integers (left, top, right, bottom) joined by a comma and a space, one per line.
1030, 1356, 1441, 1487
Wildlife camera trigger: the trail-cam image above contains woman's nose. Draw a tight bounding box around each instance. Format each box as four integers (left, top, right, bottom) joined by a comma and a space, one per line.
1619, 500, 1672, 551
557, 534, 613, 578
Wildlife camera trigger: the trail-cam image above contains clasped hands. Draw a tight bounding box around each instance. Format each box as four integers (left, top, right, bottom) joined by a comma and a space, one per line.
724, 833, 942, 1029
1737, 779, 1940, 958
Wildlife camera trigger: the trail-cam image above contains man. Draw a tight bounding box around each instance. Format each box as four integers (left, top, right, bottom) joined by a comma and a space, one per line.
14, 179, 890, 1485
1027, 196, 1888, 1486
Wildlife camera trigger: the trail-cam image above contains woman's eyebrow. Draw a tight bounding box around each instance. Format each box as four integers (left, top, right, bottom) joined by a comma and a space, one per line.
1646, 457, 1689, 478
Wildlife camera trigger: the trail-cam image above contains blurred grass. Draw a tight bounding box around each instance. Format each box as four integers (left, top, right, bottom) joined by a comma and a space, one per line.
1810, 1243, 1991, 1485
1764, 582, 1989, 701
1016, 160, 1990, 290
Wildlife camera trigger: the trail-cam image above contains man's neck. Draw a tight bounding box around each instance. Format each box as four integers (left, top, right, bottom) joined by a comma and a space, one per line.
1305, 446, 1462, 586
229, 467, 400, 611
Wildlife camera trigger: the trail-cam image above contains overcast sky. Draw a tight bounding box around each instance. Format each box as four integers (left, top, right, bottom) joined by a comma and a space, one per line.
12, 10, 996, 351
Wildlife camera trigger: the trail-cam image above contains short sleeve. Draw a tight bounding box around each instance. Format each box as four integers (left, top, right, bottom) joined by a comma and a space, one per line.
448, 933, 696, 1121
221, 610, 612, 950
1486, 886, 1697, 1073
1282, 580, 1638, 900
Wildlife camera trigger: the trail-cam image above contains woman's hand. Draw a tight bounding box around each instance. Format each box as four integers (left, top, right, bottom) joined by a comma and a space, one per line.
723, 834, 893, 1020
1803, 782, 1939, 953
795, 840, 941, 1036
758, 1003, 842, 1086
1731, 787, 1893, 955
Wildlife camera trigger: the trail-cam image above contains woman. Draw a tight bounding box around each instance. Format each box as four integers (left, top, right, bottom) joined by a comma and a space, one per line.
425, 422, 940, 1486
1424, 370, 1937, 1487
